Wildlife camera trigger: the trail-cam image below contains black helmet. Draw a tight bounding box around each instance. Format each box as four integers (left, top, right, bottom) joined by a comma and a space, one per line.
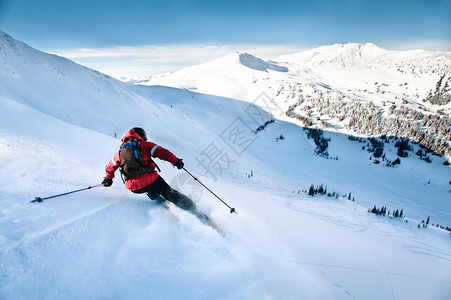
130, 127, 147, 141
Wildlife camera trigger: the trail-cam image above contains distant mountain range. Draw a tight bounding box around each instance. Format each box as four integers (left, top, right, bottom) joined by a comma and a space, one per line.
139, 43, 451, 155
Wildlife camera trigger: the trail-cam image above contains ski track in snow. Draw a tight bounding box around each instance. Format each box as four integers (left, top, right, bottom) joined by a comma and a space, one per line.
298, 261, 451, 284
404, 245, 451, 262
1, 197, 127, 253
0, 196, 227, 299
376, 255, 396, 300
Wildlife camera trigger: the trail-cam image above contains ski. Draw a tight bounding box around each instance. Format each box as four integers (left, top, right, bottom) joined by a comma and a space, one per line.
191, 208, 226, 237
159, 199, 225, 237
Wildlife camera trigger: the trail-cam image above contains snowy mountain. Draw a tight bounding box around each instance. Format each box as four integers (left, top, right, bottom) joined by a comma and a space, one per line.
141, 43, 451, 156
0, 30, 170, 137
1, 31, 451, 299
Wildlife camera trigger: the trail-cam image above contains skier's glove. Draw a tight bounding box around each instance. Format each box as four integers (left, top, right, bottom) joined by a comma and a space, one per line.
102, 177, 113, 187
174, 159, 184, 169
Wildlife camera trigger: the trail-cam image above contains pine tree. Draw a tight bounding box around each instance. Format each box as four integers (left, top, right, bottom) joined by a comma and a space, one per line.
308, 184, 315, 196
371, 206, 377, 214
318, 184, 324, 195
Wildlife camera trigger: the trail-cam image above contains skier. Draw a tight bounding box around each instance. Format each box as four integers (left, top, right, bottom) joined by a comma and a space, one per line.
101, 127, 197, 212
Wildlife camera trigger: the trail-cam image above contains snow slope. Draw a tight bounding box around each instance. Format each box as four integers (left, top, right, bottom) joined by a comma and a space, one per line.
1, 31, 451, 299
0, 30, 168, 137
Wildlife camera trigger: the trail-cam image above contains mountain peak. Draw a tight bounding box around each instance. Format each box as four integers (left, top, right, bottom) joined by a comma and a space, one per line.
192, 51, 288, 73
275, 42, 390, 68
315, 43, 388, 66
237, 52, 288, 72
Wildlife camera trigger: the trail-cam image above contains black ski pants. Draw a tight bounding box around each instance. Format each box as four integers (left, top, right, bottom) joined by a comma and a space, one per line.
133, 176, 196, 211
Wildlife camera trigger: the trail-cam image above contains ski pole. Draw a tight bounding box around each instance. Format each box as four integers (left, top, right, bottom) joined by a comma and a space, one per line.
31, 184, 103, 203
183, 167, 237, 214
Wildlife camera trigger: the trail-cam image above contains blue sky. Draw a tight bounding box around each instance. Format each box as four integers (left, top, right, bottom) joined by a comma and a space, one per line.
1, 0, 450, 78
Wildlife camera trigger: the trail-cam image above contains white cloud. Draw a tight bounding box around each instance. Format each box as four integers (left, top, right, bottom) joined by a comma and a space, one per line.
47, 44, 309, 80
47, 41, 450, 81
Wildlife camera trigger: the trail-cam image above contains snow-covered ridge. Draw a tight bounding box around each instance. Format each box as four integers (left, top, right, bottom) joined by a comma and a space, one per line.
0, 29, 163, 137
238, 52, 288, 72
276, 43, 451, 75
276, 43, 389, 67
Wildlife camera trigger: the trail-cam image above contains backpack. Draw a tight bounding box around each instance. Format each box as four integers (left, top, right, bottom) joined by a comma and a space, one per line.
119, 139, 155, 180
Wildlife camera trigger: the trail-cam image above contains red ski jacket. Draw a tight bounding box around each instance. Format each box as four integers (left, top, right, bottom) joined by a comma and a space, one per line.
105, 130, 179, 191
